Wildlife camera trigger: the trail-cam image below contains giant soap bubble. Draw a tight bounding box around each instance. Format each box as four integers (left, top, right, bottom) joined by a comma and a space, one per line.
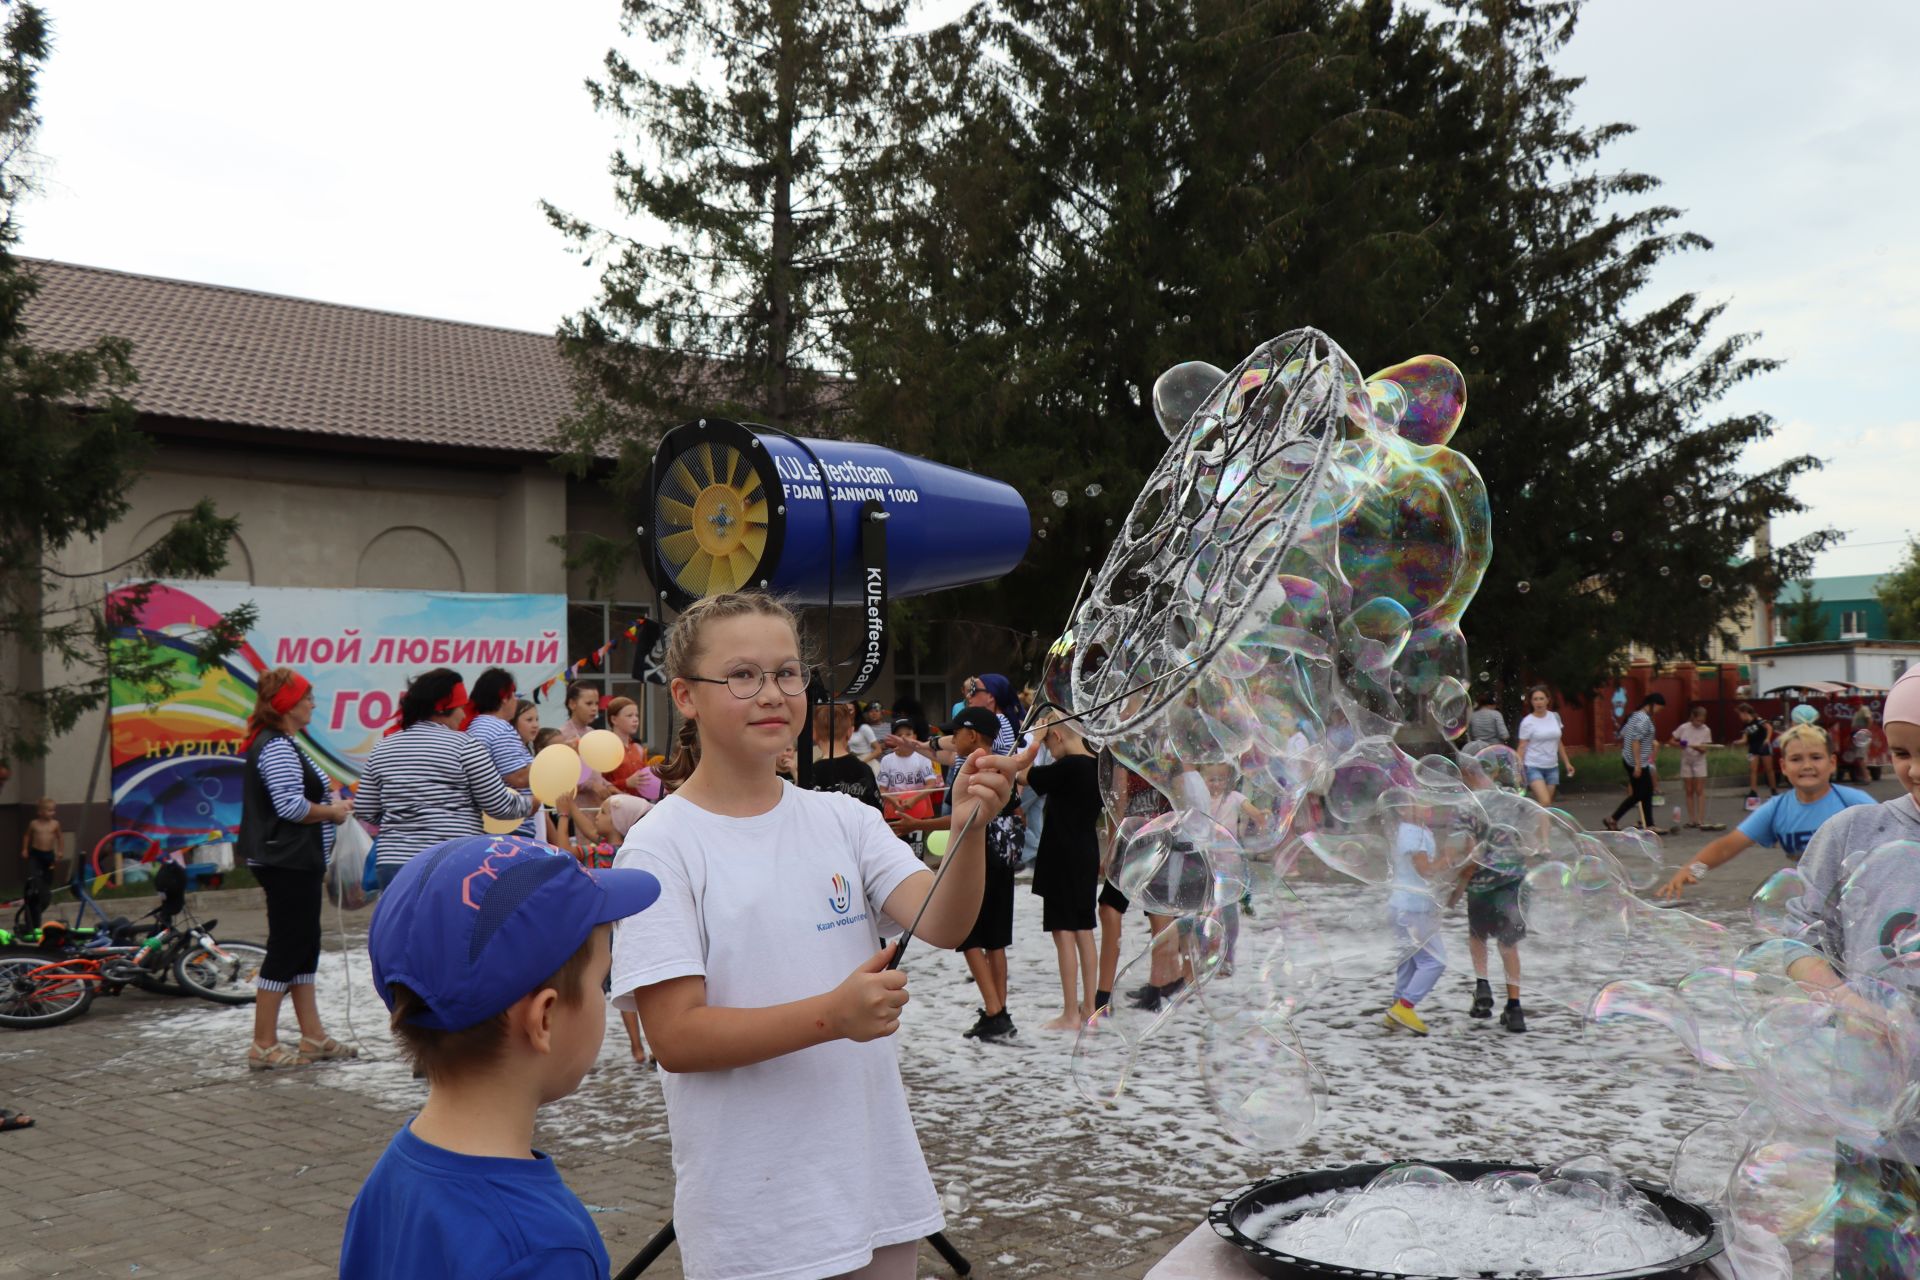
1043, 328, 1735, 1159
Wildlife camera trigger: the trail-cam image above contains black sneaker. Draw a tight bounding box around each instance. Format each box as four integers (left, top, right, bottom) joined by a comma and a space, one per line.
1500, 1001, 1527, 1033
1470, 980, 1494, 1020
979, 1010, 1018, 1043
1124, 982, 1157, 1003
962, 1007, 991, 1039
1128, 984, 1164, 1011
1093, 989, 1112, 1013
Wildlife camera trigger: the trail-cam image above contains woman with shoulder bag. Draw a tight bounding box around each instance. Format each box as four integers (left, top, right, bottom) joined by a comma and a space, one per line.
239, 668, 358, 1070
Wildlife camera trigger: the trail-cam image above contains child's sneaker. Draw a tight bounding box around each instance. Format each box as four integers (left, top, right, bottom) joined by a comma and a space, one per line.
1499, 1000, 1527, 1033
978, 1010, 1018, 1044
1470, 980, 1494, 1019
1383, 1002, 1430, 1035
962, 1007, 992, 1039
1745, 790, 1761, 811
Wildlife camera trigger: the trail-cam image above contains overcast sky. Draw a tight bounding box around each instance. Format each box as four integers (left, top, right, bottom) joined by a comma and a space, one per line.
22, 1, 1916, 582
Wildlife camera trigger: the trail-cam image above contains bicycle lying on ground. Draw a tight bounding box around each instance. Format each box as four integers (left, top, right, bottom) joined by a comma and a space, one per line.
0, 862, 267, 1029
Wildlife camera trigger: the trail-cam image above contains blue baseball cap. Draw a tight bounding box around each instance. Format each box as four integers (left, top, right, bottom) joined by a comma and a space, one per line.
369, 834, 661, 1032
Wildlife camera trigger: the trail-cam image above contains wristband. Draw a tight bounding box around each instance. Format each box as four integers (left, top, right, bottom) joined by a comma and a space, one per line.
1687, 861, 1709, 880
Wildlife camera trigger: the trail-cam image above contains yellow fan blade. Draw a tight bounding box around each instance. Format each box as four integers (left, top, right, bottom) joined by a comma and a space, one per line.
657, 530, 701, 566
656, 495, 695, 528
661, 458, 700, 506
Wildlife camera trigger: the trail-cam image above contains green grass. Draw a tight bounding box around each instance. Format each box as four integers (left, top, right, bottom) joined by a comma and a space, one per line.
1558, 745, 1755, 791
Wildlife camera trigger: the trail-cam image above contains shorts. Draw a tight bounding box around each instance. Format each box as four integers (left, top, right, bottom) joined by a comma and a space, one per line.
1041, 891, 1095, 933
957, 849, 1015, 952
1524, 766, 1560, 787
1467, 880, 1527, 947
1679, 754, 1708, 779
1098, 880, 1130, 915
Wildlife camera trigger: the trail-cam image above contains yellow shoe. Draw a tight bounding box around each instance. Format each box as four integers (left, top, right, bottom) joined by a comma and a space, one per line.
1384, 1003, 1431, 1036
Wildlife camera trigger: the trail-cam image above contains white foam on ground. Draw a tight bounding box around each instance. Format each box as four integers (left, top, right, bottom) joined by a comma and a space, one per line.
125, 876, 1750, 1276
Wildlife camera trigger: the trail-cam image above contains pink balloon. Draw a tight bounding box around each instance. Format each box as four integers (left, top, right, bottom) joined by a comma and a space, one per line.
578, 759, 594, 786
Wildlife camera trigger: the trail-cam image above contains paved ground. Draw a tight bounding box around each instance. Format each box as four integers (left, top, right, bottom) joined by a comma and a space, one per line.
0, 775, 1898, 1279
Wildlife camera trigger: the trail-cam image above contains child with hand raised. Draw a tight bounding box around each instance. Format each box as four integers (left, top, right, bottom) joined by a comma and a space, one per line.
609, 593, 1033, 1280
1657, 723, 1874, 898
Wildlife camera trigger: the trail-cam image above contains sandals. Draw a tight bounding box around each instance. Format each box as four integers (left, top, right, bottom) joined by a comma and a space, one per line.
248, 1042, 310, 1071
0, 1108, 33, 1132
299, 1035, 360, 1062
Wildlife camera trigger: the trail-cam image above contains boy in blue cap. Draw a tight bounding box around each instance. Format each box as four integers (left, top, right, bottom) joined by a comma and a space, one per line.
341, 834, 661, 1280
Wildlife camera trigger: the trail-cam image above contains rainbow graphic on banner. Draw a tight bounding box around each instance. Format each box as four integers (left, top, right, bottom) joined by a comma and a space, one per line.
108, 582, 565, 854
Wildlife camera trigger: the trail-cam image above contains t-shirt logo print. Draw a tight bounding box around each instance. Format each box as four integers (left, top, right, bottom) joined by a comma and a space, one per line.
827, 874, 853, 916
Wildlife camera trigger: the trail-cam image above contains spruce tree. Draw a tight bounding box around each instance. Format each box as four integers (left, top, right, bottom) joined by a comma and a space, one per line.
1402, 0, 1831, 695
1877, 541, 1920, 642
0, 3, 252, 766
841, 0, 1466, 657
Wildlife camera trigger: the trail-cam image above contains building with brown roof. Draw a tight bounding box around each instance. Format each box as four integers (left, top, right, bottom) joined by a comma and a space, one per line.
7, 259, 667, 866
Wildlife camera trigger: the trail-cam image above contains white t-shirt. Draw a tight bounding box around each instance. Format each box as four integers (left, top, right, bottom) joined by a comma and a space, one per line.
1517, 711, 1563, 770
608, 783, 941, 1280
1673, 721, 1713, 755
874, 750, 936, 797
848, 723, 881, 761
1388, 820, 1439, 911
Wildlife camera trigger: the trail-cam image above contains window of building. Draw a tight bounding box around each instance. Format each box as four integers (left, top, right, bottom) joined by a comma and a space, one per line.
563, 600, 656, 739
1895, 659, 1910, 682
892, 636, 953, 727
1841, 609, 1867, 640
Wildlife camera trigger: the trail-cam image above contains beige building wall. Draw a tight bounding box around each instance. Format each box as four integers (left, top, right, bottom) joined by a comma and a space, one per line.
19, 435, 571, 816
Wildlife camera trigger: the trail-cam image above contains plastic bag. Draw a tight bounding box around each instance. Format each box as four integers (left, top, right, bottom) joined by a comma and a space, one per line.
325, 818, 378, 910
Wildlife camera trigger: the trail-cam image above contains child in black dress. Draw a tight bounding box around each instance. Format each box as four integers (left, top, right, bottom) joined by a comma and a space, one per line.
1024, 717, 1102, 1029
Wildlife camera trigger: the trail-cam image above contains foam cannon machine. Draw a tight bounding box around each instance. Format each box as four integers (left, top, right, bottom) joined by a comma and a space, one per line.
636, 416, 1032, 698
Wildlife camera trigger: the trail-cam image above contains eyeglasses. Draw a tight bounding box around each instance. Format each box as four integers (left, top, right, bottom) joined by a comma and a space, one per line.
685, 664, 810, 700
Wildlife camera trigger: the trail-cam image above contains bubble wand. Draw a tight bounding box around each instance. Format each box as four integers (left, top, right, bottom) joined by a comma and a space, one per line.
885, 652, 1206, 971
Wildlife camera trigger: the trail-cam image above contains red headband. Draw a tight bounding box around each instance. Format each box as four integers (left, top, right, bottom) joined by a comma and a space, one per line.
267, 672, 312, 715
436, 681, 470, 715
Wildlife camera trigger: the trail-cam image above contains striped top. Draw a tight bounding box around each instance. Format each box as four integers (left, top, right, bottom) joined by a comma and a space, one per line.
255, 736, 336, 866
355, 721, 535, 866
1619, 709, 1658, 768
467, 713, 537, 838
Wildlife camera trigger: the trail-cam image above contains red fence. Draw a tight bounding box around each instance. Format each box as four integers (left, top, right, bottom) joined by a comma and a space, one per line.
1549, 663, 1888, 755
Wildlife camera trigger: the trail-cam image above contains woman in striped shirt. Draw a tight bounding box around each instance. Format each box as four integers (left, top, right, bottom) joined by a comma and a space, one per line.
1604, 692, 1667, 832
239, 667, 356, 1070
463, 666, 536, 838
355, 668, 534, 885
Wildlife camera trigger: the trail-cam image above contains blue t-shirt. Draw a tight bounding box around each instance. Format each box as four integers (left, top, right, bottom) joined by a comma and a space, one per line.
1736, 785, 1877, 859
341, 1122, 609, 1280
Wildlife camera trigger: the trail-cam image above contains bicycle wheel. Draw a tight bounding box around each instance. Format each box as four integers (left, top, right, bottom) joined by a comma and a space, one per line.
172, 939, 267, 1004
0, 949, 96, 1028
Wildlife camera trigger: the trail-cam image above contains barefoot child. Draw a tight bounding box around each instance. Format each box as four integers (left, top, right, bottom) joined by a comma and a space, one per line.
1022, 715, 1101, 1030
341, 834, 662, 1279
20, 798, 65, 931
609, 593, 1029, 1280
1657, 723, 1874, 898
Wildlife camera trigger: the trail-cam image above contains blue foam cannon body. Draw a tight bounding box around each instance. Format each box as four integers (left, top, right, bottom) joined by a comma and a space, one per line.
640, 417, 1031, 607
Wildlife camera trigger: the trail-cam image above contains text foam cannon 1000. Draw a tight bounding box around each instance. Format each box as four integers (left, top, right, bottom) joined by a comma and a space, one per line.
637, 417, 1031, 696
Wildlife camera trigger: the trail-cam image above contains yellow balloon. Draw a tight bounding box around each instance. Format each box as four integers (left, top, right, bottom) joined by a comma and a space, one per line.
529, 743, 581, 805
925, 829, 950, 862
482, 813, 523, 835
578, 729, 625, 774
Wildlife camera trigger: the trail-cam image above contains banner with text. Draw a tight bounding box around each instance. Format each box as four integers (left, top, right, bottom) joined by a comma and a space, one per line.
109, 581, 566, 850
